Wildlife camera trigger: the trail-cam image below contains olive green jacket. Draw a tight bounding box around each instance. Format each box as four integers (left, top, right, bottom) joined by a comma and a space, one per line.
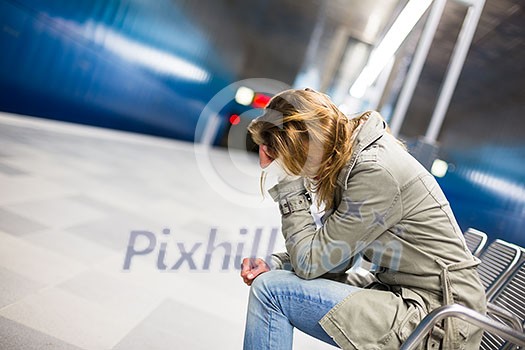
268, 112, 486, 350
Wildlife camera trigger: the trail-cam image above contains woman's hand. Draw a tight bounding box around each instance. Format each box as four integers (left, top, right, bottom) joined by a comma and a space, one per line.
241, 257, 270, 286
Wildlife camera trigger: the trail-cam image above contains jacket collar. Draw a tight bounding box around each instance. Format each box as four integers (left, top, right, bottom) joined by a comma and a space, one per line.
336, 111, 387, 189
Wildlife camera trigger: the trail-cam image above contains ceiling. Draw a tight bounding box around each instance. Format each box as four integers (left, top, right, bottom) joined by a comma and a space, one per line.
181, 0, 406, 83
180, 0, 524, 146
400, 0, 525, 145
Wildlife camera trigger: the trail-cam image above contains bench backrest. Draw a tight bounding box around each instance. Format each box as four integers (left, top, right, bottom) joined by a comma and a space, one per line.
480, 255, 525, 350
476, 239, 521, 299
464, 228, 488, 256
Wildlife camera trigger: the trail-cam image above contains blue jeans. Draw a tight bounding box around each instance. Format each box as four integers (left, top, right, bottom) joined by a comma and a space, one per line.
243, 270, 360, 350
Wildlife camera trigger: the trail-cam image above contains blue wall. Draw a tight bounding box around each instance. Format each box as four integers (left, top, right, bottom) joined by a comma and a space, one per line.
0, 0, 233, 141
437, 144, 525, 246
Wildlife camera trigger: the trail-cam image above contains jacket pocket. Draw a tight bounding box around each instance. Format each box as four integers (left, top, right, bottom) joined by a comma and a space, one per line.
423, 316, 470, 350
449, 317, 470, 349
396, 288, 427, 347
320, 289, 414, 350
396, 304, 423, 344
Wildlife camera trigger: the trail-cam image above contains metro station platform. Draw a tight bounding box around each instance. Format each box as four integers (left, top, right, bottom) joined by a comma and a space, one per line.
0, 113, 334, 350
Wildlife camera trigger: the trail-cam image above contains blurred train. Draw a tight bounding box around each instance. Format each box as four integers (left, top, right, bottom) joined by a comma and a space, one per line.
0, 0, 237, 143
1, 0, 523, 246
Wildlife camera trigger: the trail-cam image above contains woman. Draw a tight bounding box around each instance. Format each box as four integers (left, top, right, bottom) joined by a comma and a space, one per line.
240, 88, 486, 350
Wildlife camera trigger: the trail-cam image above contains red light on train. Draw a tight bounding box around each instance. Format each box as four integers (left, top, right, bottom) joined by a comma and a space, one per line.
229, 114, 241, 125
252, 93, 271, 108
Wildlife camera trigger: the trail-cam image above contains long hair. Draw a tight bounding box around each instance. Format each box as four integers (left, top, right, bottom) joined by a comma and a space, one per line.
247, 88, 369, 209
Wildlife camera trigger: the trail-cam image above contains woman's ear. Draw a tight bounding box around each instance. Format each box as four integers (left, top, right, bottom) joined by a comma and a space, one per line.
259, 145, 274, 168
261, 144, 277, 158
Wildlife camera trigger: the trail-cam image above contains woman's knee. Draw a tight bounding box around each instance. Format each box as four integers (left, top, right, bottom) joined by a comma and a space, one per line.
250, 270, 294, 298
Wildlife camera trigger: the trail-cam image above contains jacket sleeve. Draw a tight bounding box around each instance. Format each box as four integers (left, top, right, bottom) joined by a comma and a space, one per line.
268, 162, 402, 280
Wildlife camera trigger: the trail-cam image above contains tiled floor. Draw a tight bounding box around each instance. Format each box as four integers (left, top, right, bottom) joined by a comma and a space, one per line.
0, 113, 335, 350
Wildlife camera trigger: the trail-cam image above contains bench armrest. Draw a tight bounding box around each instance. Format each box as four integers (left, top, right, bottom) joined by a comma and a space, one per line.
400, 304, 525, 350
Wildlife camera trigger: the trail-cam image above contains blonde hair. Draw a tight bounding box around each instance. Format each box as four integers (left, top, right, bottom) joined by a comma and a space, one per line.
248, 88, 370, 209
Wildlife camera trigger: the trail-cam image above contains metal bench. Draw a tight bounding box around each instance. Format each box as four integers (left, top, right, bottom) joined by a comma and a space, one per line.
463, 228, 488, 256
480, 253, 525, 349
401, 246, 525, 350
476, 239, 521, 299
399, 304, 525, 350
